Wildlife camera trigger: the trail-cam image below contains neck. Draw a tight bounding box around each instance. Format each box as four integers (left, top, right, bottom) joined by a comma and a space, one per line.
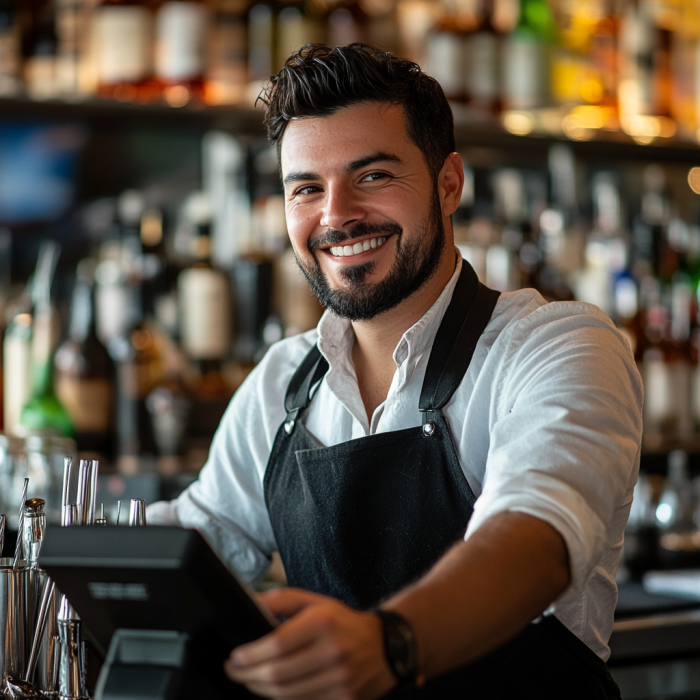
350, 243, 457, 420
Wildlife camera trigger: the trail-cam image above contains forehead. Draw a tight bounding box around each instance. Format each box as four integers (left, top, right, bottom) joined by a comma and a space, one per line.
279, 102, 418, 176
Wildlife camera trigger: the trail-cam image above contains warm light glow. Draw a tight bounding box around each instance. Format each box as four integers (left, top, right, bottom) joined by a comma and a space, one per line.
562, 114, 593, 141
688, 167, 700, 194
165, 85, 190, 108
621, 115, 677, 143
502, 112, 533, 136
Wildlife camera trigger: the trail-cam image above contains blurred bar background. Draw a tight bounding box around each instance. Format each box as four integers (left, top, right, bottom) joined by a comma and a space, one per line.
2, 1, 700, 695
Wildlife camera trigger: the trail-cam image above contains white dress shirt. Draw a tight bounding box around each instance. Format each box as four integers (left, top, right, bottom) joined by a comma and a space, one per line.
149, 254, 643, 662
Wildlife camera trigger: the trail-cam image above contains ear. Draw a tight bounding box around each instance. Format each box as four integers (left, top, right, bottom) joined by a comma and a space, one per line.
437, 153, 464, 218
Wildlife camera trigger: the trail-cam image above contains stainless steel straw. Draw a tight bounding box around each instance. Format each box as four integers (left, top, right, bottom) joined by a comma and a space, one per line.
13, 478, 29, 569
86, 460, 99, 526
75, 460, 90, 526
61, 457, 72, 527
24, 579, 55, 684
116, 500, 122, 526
0, 514, 5, 557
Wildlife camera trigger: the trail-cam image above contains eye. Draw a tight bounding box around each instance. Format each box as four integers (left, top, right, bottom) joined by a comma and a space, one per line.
294, 184, 322, 196
361, 172, 389, 183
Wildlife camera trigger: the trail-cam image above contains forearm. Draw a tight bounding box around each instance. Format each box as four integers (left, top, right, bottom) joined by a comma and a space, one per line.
385, 511, 571, 679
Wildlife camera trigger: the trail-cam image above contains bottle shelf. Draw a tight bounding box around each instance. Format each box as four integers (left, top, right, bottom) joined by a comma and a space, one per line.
3, 96, 700, 164
0, 96, 266, 133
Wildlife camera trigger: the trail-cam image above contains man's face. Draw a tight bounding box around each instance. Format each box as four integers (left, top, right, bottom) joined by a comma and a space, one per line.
280, 102, 447, 321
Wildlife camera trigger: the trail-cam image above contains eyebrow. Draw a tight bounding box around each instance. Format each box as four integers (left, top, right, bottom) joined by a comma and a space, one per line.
282, 152, 403, 188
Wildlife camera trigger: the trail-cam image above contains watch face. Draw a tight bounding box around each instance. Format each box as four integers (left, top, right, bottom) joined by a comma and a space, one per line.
383, 614, 417, 684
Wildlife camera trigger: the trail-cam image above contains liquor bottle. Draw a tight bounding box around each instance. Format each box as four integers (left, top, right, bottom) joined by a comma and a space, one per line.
424, 0, 473, 103
177, 193, 232, 399
465, 0, 501, 115
656, 450, 699, 567
23, 0, 59, 99
363, 0, 399, 54
666, 271, 694, 443
54, 261, 115, 455
669, 0, 700, 138
93, 0, 155, 102
109, 286, 161, 472
589, 0, 620, 112
575, 172, 627, 317
640, 278, 670, 449
3, 310, 32, 435
550, 0, 596, 106
248, 0, 274, 100
155, 0, 208, 106
395, 0, 439, 65
139, 205, 167, 321
277, 0, 322, 67
0, 0, 20, 96
19, 243, 73, 438
502, 0, 556, 110
618, 0, 673, 123
487, 168, 524, 292
204, 0, 248, 105
54, 0, 91, 96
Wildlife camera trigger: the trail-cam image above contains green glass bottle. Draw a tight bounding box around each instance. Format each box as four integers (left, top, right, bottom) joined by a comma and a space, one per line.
19, 307, 74, 438
502, 0, 556, 110
19, 242, 73, 438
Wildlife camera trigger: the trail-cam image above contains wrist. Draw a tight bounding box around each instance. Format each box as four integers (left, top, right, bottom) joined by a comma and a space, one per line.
373, 608, 425, 689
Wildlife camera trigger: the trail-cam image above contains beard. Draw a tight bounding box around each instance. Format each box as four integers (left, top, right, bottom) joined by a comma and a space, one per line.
294, 189, 446, 322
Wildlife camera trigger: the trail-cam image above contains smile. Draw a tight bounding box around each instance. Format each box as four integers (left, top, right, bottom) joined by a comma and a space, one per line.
329, 236, 387, 258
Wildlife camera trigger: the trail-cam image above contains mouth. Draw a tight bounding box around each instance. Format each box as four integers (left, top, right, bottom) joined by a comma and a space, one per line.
325, 235, 390, 258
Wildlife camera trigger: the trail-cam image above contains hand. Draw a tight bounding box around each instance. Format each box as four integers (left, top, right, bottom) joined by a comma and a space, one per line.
224, 588, 397, 700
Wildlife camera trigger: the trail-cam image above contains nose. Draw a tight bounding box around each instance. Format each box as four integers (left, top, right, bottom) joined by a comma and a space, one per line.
319, 182, 367, 232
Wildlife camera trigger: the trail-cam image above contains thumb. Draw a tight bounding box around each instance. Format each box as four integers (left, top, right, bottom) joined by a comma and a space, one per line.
258, 588, 329, 618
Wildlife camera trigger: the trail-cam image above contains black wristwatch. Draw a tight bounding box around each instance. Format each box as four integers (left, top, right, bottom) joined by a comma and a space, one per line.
374, 609, 423, 688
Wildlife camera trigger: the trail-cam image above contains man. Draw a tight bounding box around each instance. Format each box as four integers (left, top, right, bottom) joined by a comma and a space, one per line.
149, 44, 642, 699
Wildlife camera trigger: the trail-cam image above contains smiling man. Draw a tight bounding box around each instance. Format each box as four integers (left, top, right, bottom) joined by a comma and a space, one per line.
149, 44, 642, 699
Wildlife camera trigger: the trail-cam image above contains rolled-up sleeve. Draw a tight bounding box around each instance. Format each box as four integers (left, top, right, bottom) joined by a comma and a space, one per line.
465, 304, 643, 602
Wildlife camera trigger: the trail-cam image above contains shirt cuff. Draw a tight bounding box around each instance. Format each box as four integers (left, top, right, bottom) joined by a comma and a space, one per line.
465, 471, 607, 606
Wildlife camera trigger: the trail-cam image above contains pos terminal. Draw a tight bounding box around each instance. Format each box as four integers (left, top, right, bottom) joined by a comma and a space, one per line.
40, 526, 276, 700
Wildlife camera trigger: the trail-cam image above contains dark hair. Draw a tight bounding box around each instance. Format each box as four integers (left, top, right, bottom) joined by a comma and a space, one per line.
258, 43, 455, 179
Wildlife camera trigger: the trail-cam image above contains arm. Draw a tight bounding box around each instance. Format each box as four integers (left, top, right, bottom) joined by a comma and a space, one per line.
225, 510, 569, 700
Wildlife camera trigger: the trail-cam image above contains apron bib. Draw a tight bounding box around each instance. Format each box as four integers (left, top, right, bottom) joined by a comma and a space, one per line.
263, 263, 620, 699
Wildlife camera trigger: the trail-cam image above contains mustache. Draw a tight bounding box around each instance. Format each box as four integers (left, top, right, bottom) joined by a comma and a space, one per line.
308, 222, 402, 253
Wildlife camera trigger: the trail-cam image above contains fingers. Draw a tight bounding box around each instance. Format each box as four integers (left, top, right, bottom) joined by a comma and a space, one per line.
230, 659, 354, 700
231, 600, 337, 668
226, 634, 343, 687
259, 588, 330, 617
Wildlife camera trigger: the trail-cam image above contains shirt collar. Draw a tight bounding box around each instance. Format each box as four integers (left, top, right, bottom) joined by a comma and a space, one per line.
316, 250, 464, 372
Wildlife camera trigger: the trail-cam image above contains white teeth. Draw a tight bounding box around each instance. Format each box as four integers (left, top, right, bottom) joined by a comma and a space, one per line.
329, 236, 388, 257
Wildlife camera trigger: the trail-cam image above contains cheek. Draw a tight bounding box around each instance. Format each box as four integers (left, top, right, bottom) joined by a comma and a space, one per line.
286, 207, 321, 253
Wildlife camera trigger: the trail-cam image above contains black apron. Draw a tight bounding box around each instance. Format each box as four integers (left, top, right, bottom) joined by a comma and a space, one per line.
263, 262, 621, 700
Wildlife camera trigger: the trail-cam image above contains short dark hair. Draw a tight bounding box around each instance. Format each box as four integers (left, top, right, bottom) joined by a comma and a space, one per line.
258, 43, 455, 179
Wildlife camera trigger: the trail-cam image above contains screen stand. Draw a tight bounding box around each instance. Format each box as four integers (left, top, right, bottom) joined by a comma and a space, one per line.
95, 629, 189, 700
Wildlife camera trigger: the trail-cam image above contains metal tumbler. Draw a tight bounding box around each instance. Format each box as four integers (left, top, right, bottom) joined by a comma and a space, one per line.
0, 565, 26, 681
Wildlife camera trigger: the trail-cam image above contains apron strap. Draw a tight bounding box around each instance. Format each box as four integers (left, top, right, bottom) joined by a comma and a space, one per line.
284, 345, 329, 416
419, 264, 500, 414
